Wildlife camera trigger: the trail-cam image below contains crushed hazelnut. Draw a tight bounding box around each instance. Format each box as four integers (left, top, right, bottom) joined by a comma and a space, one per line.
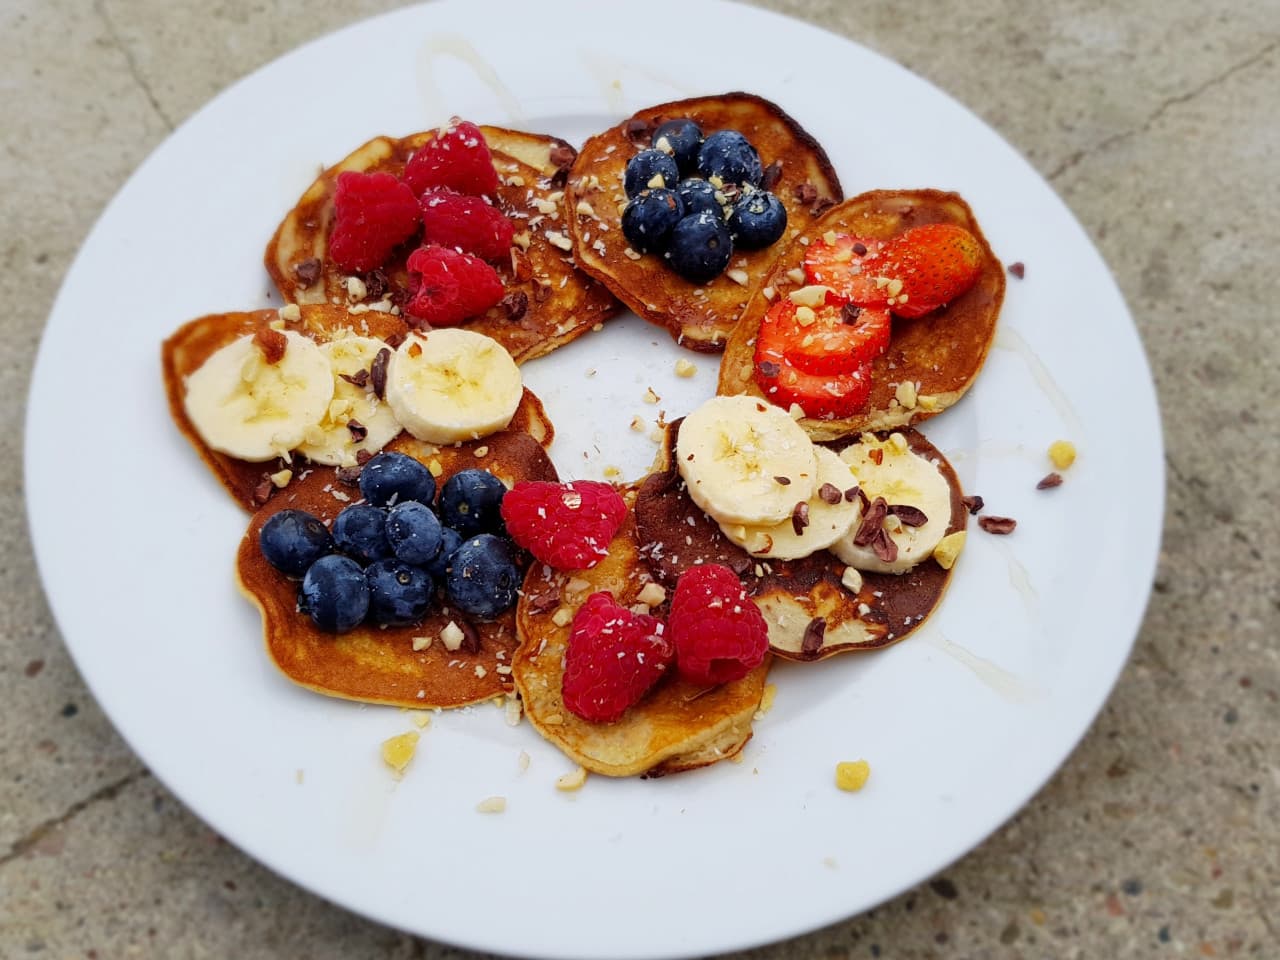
674, 358, 697, 378
555, 766, 588, 791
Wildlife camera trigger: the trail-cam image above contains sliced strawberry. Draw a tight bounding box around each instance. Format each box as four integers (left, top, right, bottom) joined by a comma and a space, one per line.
878, 223, 983, 318
804, 234, 887, 306
754, 301, 874, 419
773, 301, 891, 375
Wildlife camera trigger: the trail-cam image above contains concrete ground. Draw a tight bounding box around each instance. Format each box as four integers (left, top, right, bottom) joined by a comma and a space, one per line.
3, 1, 1277, 957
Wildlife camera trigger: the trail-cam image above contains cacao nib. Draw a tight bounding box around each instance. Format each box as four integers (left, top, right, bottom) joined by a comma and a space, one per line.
978, 516, 1017, 535
293, 258, 321, 288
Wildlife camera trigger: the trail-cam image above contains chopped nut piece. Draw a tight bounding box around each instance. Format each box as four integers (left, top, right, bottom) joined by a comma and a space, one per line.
440, 620, 466, 651
505, 698, 523, 727
785, 267, 806, 285
381, 731, 419, 777
269, 468, 292, 488
835, 760, 871, 792
629, 415, 646, 432
545, 230, 573, 251
636, 582, 667, 607
409, 711, 432, 729
533, 198, 559, 215
762, 285, 777, 300
726, 268, 750, 286
551, 607, 574, 628
575, 199, 597, 218
426, 458, 443, 478
475, 796, 507, 814
518, 750, 531, 770
978, 516, 1017, 535
643, 386, 660, 404
556, 766, 588, 791
932, 531, 966, 569
794, 306, 817, 326
788, 284, 832, 308
674, 358, 697, 378
841, 566, 863, 593
894, 380, 918, 410
887, 431, 910, 454
623, 246, 643, 261
512, 230, 532, 251
474, 445, 489, 458
345, 276, 368, 301
1048, 440, 1077, 469
277, 303, 302, 322
1036, 472, 1064, 490
788, 403, 806, 420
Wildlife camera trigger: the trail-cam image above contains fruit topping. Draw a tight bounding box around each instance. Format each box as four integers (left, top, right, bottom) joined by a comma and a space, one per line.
561, 592, 674, 723
675, 177, 723, 219
402, 119, 500, 198
728, 190, 788, 249
403, 244, 505, 327
259, 509, 334, 577
803, 234, 887, 306
753, 300, 877, 419
419, 188, 514, 262
358, 451, 436, 508
425, 526, 464, 580
668, 564, 768, 686
328, 171, 421, 273
300, 554, 370, 633
500, 480, 628, 571
446, 533, 521, 620
620, 188, 684, 253
651, 118, 703, 175
765, 297, 891, 377
365, 558, 435, 626
667, 210, 733, 283
298, 338, 401, 467
439, 468, 509, 537
697, 130, 763, 187
331, 503, 394, 565
623, 149, 680, 197
385, 500, 444, 566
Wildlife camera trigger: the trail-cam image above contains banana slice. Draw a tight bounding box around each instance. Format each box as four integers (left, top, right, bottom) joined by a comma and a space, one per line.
676, 395, 818, 526
183, 331, 332, 462
296, 336, 402, 466
385, 329, 523, 444
719, 446, 861, 560
830, 433, 953, 574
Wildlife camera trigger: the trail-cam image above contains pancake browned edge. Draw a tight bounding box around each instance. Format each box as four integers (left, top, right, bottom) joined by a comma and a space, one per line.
236, 430, 558, 709
633, 419, 966, 660
717, 189, 1006, 440
264, 125, 621, 364
161, 304, 554, 512
565, 93, 842, 353
513, 485, 770, 777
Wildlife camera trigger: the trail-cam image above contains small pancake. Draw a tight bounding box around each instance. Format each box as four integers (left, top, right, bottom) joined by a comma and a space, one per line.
633, 419, 966, 661
513, 486, 769, 777
161, 304, 553, 512
717, 189, 1006, 440
565, 93, 842, 353
236, 430, 558, 708
264, 125, 620, 364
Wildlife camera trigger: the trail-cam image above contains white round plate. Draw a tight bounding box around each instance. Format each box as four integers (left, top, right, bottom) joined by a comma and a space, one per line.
26, 2, 1163, 958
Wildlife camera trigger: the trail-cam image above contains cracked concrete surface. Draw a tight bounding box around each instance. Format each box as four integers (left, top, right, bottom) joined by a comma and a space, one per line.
3, 0, 1278, 958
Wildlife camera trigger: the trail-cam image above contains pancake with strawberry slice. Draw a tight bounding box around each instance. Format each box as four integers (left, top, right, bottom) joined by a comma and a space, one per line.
717, 189, 1005, 440
264, 124, 620, 364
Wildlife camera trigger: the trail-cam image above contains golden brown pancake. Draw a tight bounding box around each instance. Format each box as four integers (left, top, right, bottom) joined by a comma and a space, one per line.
161, 304, 553, 512
565, 93, 842, 352
513, 486, 769, 777
263, 126, 620, 364
633, 419, 966, 661
236, 430, 558, 708
717, 189, 1006, 440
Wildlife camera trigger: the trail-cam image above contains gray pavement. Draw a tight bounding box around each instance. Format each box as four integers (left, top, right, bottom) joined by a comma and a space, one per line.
3, 1, 1277, 957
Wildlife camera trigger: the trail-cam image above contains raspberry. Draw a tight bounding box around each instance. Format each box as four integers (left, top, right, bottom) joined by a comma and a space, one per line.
500, 480, 627, 570
403, 244, 504, 326
403, 119, 500, 198
328, 171, 421, 272
420, 188, 514, 262
668, 564, 769, 686
562, 592, 674, 723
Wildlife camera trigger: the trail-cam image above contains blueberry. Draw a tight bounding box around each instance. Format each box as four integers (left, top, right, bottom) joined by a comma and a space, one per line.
728, 190, 788, 249
300, 555, 369, 632
652, 118, 703, 176
386, 501, 443, 566
621, 188, 684, 254
259, 509, 334, 577
667, 211, 734, 283
623, 149, 679, 197
676, 178, 724, 219
426, 526, 464, 580
365, 559, 434, 626
332, 504, 392, 565
358, 452, 435, 508
446, 534, 521, 620
697, 130, 763, 187
438, 469, 508, 537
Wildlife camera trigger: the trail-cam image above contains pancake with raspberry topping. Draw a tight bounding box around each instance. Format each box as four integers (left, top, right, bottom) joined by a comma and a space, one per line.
633, 419, 966, 660
513, 485, 769, 777
236, 431, 558, 708
162, 304, 553, 512
264, 126, 620, 364
717, 189, 1005, 440
565, 93, 841, 352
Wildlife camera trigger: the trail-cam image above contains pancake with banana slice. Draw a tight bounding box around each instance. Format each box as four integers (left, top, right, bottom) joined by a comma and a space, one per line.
236, 430, 558, 708
565, 93, 841, 352
717, 189, 1005, 440
162, 304, 553, 512
633, 415, 966, 661
264, 125, 620, 364
513, 485, 769, 777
